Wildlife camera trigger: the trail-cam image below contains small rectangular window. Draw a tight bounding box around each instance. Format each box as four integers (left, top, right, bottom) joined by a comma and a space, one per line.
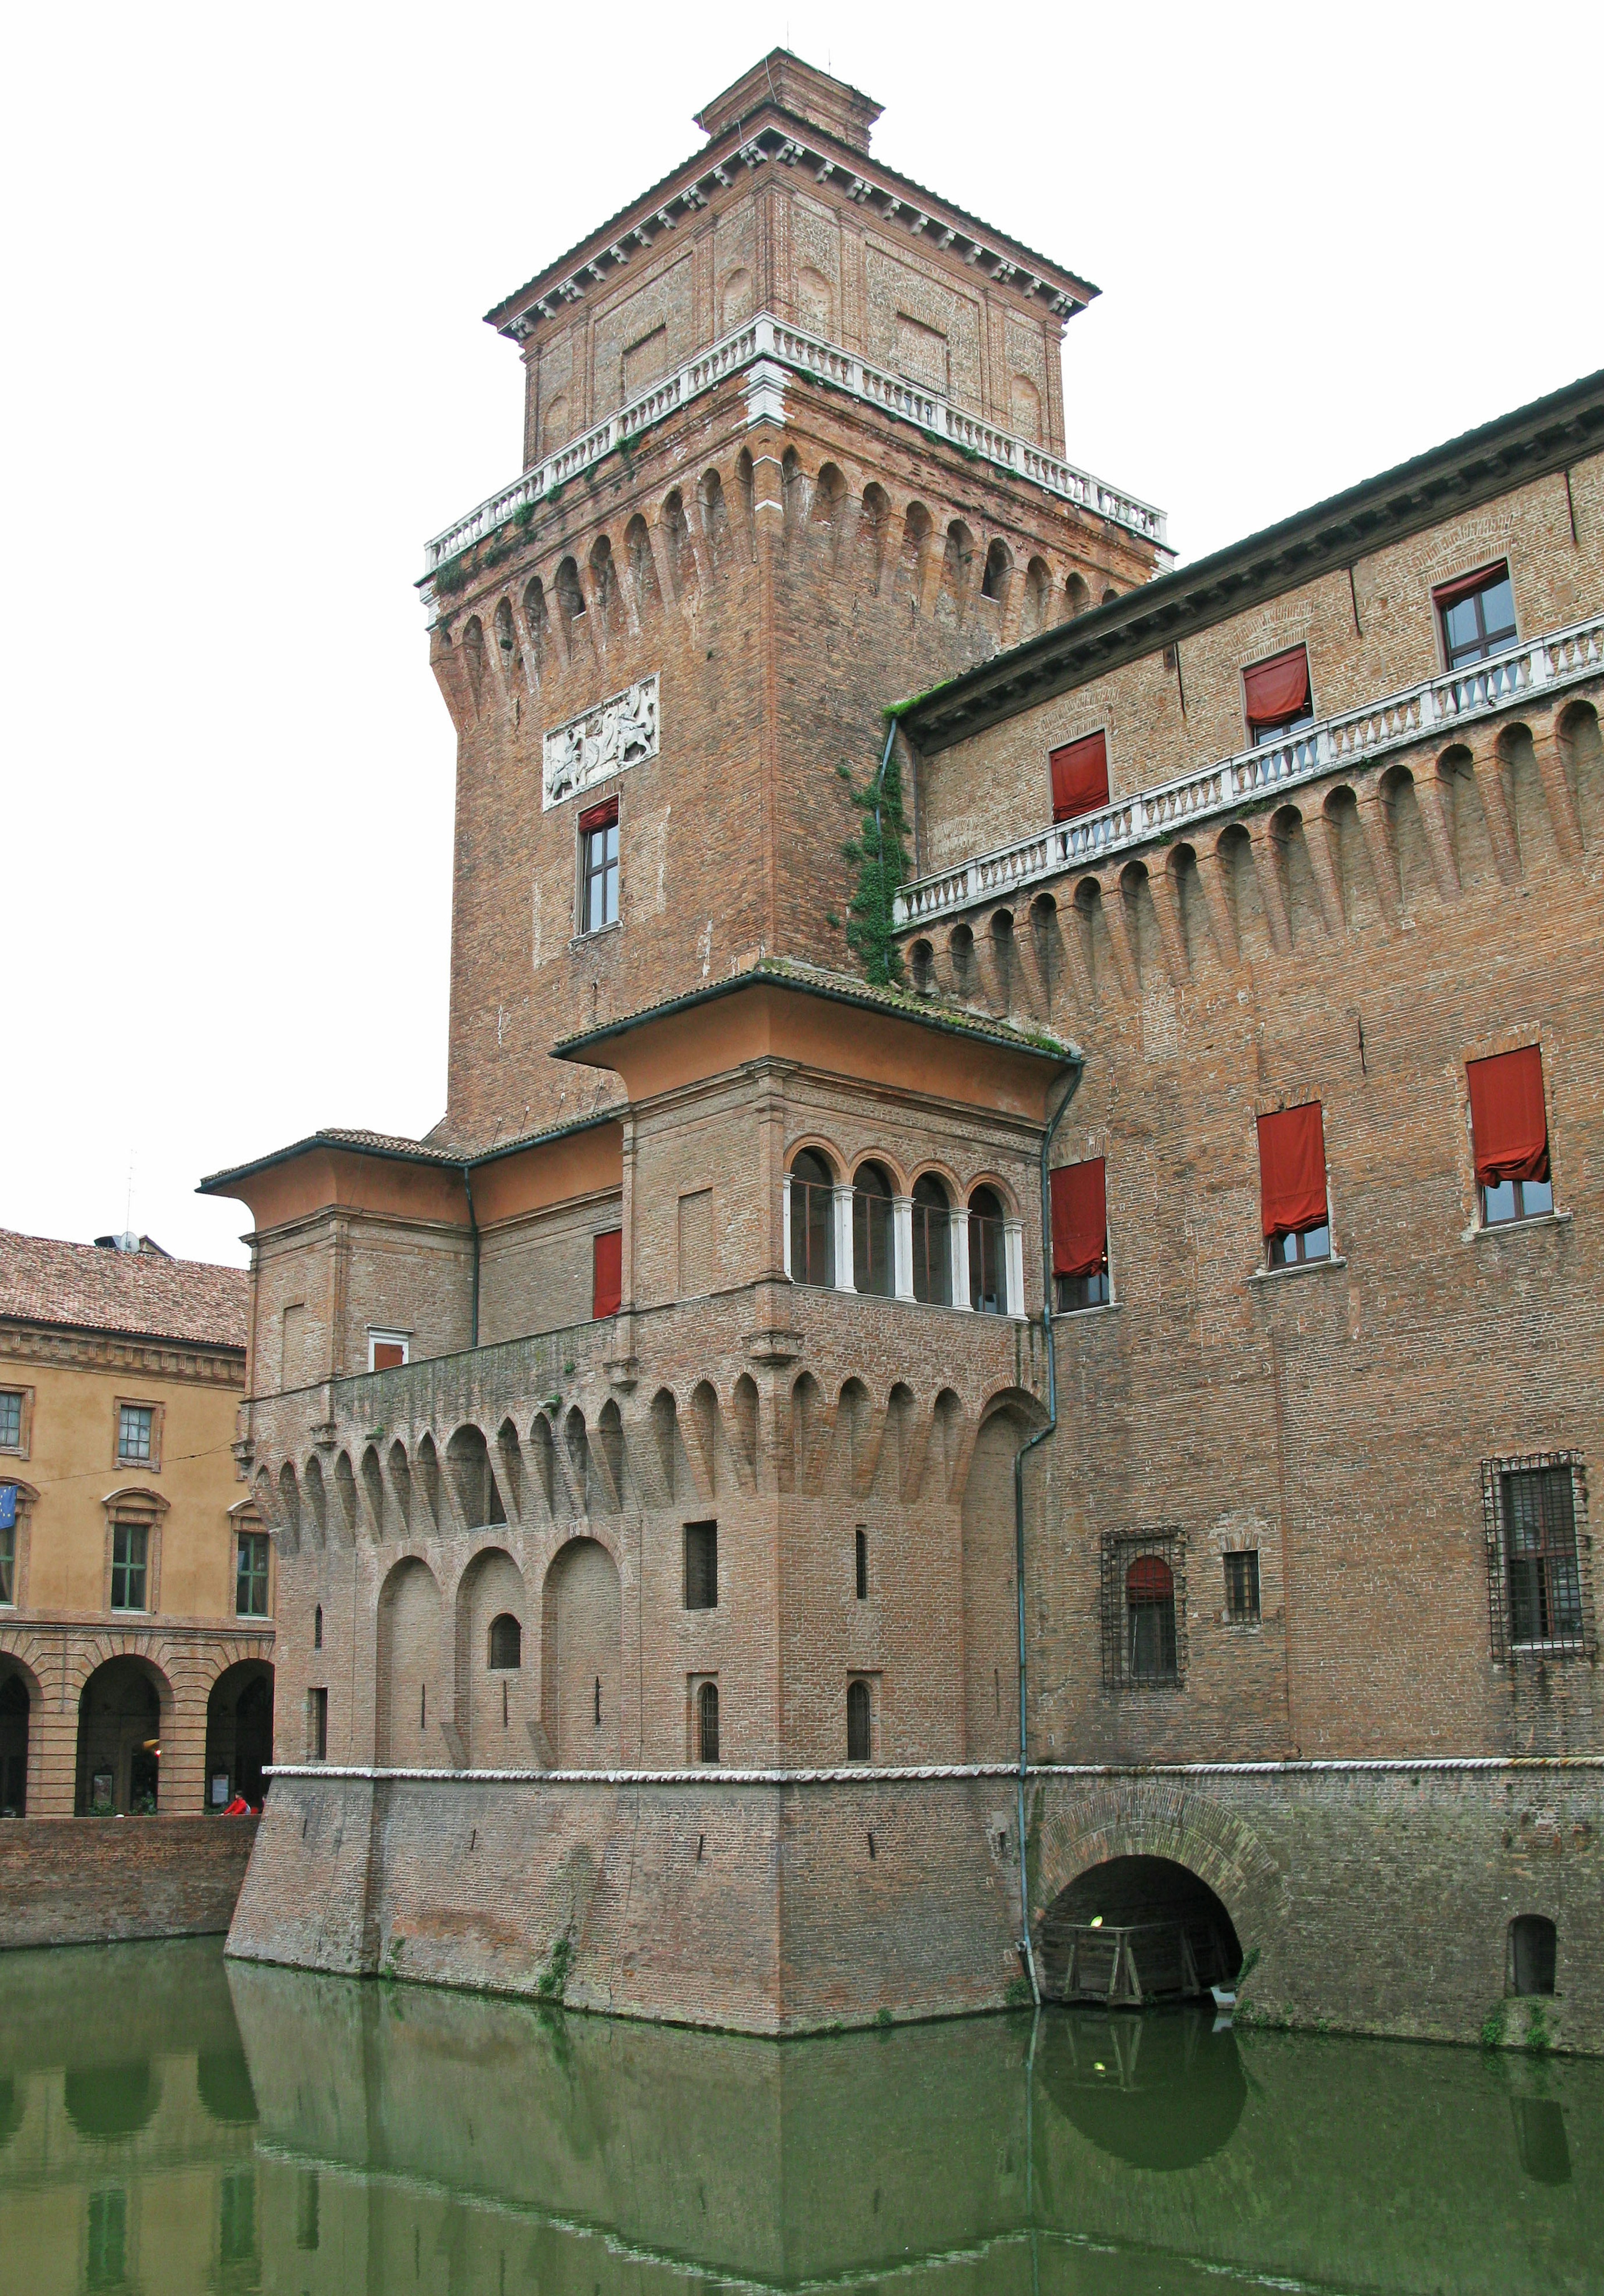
308, 1687, 328, 1761
236, 1531, 271, 1618
1048, 731, 1109, 824
0, 1518, 14, 1606
1243, 645, 1313, 746
111, 1523, 149, 1612
1258, 1103, 1329, 1265
117, 1404, 154, 1465
592, 1228, 622, 1319
855, 1527, 868, 1601
1224, 1551, 1260, 1624
684, 1521, 718, 1611
1435, 562, 1517, 670
579, 796, 620, 933
1051, 1158, 1108, 1310
86, 2190, 127, 2291
1469, 1046, 1551, 1226
0, 1392, 22, 1451
368, 1331, 408, 1371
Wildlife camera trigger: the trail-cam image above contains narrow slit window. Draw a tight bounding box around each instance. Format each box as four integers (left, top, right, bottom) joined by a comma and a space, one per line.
846, 1678, 872, 1762
579, 796, 620, 933
697, 1680, 720, 1764
855, 1527, 868, 1602
308, 1687, 328, 1761
684, 1521, 718, 1610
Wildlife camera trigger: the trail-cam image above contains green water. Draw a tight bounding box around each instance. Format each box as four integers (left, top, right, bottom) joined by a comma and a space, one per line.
0, 1940, 1598, 2294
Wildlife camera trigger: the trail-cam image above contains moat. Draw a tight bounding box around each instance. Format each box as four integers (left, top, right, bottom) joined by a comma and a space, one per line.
0, 1938, 1598, 2295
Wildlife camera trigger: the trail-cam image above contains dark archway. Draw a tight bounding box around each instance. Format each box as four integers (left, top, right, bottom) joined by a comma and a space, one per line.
0, 1670, 30, 1815
1038, 1855, 1242, 2004
197, 2049, 259, 2126
204, 1662, 274, 1810
1038, 2007, 1247, 2170
63, 2060, 157, 2141
75, 1657, 166, 1815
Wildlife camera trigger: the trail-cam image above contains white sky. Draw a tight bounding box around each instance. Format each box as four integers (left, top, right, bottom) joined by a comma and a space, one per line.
3, 1, 1596, 1268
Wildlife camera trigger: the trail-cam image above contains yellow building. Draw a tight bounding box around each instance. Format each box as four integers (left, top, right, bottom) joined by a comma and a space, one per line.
0, 1230, 272, 1819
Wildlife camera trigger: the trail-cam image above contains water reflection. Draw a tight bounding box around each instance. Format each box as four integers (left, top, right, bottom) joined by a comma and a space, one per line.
0, 1938, 1596, 2294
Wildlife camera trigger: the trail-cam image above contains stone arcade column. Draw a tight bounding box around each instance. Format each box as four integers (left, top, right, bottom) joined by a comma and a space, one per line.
892, 1197, 916, 1303
833, 1186, 856, 1295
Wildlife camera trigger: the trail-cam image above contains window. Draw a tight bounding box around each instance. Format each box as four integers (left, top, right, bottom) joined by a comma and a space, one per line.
1257, 1103, 1329, 1266
1486, 1458, 1586, 1656
855, 1527, 868, 1602
1224, 1551, 1260, 1624
684, 1521, 718, 1610
1243, 646, 1313, 746
1051, 1158, 1108, 1310
86, 2190, 127, 2291
0, 1513, 13, 1606
1469, 1045, 1553, 1225
789, 1150, 836, 1287
1101, 1531, 1184, 1689
579, 796, 619, 932
307, 1687, 328, 1761
852, 1163, 896, 1297
910, 1175, 952, 1305
592, 1228, 622, 1318
489, 1613, 522, 1669
219, 2168, 257, 2266
1436, 562, 1517, 671
968, 1186, 1008, 1314
846, 1678, 872, 1761
1509, 1914, 1557, 1997
1049, 730, 1109, 824
235, 1530, 270, 1618
117, 1404, 154, 1465
0, 1390, 24, 1453
696, 1680, 720, 1764
110, 1523, 149, 1612
368, 1330, 409, 1371
313, 1603, 323, 1651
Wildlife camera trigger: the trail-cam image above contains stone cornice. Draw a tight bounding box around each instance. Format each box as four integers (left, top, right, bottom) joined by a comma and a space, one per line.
0, 1321, 244, 1388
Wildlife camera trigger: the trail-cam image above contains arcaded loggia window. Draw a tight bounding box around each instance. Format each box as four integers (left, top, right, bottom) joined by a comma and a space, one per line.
579, 796, 619, 933
488, 1614, 522, 1669
911, 1175, 952, 1304
789, 1150, 835, 1287
968, 1186, 1008, 1313
1126, 1556, 1178, 1683
696, 1680, 720, 1765
853, 1163, 896, 1297
846, 1678, 872, 1762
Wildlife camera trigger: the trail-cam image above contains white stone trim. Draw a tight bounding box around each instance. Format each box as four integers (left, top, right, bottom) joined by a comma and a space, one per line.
892, 1196, 916, 1303
1004, 1219, 1026, 1319
951, 1205, 972, 1310
832, 1185, 856, 1295
269, 1753, 1604, 1786
543, 674, 660, 810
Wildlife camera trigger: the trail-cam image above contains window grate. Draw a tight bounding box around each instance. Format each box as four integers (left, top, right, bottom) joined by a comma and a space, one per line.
1483, 1453, 1591, 1662
1100, 1528, 1185, 1689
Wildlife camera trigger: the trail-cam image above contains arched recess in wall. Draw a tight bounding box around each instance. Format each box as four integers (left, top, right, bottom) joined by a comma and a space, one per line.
1436, 745, 1497, 890
699, 467, 735, 569
376, 1556, 442, 1766
1019, 557, 1052, 641
1214, 824, 1264, 956
780, 448, 810, 541
980, 539, 1012, 606
898, 502, 932, 602
624, 517, 661, 619
855, 483, 891, 595
1498, 722, 1551, 872
1010, 374, 1042, 443
938, 521, 974, 622
962, 1399, 1043, 1764
522, 576, 550, 684
555, 557, 587, 646
797, 264, 833, 336
1322, 786, 1379, 932
589, 534, 622, 642
1063, 572, 1091, 621
810, 463, 847, 566
1269, 804, 1324, 945
1379, 763, 1436, 913
1559, 699, 1604, 849
543, 395, 570, 452
456, 1546, 528, 1768
461, 617, 485, 711
494, 597, 517, 685
720, 266, 754, 330
541, 1538, 621, 1768
662, 489, 698, 598
1167, 844, 1208, 975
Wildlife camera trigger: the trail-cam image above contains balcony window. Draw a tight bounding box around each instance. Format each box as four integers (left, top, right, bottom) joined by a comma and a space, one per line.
579, 796, 619, 933
852, 1163, 896, 1297
967, 1187, 1008, 1314
789, 1150, 836, 1287
1243, 645, 1314, 746
1436, 562, 1517, 671
1048, 730, 1109, 824
910, 1175, 952, 1305
1468, 1045, 1552, 1226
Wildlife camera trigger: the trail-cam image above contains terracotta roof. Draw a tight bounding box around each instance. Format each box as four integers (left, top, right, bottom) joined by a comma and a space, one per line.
0, 1230, 249, 1352
199, 1112, 621, 1195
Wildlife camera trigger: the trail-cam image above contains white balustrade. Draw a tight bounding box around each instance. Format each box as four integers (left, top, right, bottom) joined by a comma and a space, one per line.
422, 313, 1166, 583
893, 615, 1604, 928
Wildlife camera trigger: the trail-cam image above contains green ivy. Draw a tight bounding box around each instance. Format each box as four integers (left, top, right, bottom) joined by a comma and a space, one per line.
838, 737, 911, 987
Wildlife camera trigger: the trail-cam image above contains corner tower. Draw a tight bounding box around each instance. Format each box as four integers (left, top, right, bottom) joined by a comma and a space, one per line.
425, 53, 1165, 1147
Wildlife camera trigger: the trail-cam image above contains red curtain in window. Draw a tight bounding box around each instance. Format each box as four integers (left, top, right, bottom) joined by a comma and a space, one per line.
591, 1229, 622, 1318
577, 795, 619, 835
1242, 646, 1310, 729
1126, 1556, 1173, 1599
1256, 1103, 1327, 1237
1432, 561, 1508, 613
1049, 732, 1109, 824
1467, 1046, 1549, 1183
1050, 1158, 1107, 1277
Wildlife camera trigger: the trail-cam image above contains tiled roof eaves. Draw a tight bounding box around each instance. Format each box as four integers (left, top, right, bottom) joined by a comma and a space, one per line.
897, 364, 1604, 753
483, 106, 1097, 331
551, 958, 1081, 1066
0, 1231, 249, 1352
0, 1310, 244, 1358
198, 1112, 620, 1197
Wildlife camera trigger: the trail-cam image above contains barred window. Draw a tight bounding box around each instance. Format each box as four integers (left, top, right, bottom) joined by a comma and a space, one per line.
1223, 1550, 1260, 1624
1484, 1455, 1589, 1661
1101, 1530, 1185, 1689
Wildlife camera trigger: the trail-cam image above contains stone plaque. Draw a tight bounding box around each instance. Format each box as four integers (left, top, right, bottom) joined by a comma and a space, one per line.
542, 674, 660, 810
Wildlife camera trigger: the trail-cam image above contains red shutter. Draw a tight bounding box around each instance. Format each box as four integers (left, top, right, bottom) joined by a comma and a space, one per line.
1256, 1103, 1327, 1238
578, 795, 619, 835
1049, 732, 1109, 824
1242, 646, 1310, 730
591, 1229, 622, 1319
1467, 1046, 1549, 1184
1126, 1556, 1173, 1600
1432, 561, 1508, 613
1050, 1158, 1107, 1277
371, 1341, 405, 1371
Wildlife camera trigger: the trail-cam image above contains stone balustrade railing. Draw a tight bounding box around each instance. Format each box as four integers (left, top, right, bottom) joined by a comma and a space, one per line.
895, 615, 1604, 929
421, 314, 1166, 581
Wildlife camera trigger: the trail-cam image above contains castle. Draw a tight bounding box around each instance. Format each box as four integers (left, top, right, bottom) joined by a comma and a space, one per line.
208, 56, 1604, 2045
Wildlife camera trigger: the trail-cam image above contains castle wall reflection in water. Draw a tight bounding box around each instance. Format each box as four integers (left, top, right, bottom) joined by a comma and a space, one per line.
0, 1939, 1597, 2293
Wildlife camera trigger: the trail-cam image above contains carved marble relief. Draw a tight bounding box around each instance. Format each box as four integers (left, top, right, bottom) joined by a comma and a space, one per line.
542, 675, 661, 810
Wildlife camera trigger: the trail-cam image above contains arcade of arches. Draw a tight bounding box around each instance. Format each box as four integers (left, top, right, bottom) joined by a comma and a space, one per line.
0, 1650, 275, 1819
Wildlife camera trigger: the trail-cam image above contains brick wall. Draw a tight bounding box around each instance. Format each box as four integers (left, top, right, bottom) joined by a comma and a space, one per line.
0, 1815, 257, 1948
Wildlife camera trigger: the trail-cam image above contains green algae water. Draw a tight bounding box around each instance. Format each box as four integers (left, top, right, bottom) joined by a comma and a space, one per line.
1, 1939, 1599, 2294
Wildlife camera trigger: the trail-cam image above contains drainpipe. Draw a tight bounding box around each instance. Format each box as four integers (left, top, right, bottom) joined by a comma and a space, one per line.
1013, 1058, 1084, 2006
461, 1166, 480, 1350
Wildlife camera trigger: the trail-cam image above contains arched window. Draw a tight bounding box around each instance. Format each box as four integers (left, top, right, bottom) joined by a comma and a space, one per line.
697, 1680, 720, 1765
1510, 1913, 1556, 1997
980, 539, 1010, 601
911, 1176, 952, 1305
846, 1678, 872, 1762
968, 1186, 1008, 1314
789, 1150, 835, 1287
488, 1614, 522, 1670
853, 1163, 896, 1298
1126, 1556, 1177, 1684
